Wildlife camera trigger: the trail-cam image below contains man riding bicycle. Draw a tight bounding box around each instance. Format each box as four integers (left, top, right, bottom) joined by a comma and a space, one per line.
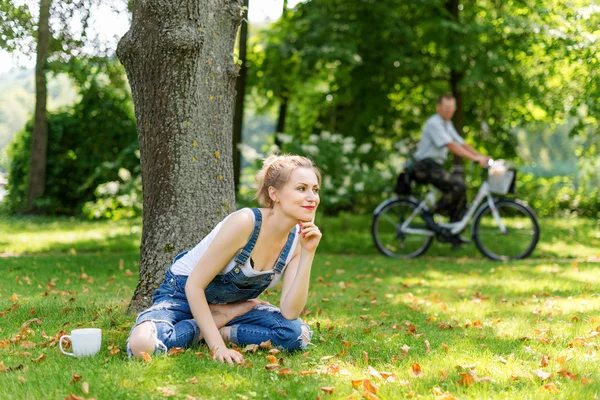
410, 94, 491, 245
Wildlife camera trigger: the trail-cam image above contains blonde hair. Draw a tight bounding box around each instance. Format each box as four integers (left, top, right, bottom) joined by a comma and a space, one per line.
255, 154, 322, 208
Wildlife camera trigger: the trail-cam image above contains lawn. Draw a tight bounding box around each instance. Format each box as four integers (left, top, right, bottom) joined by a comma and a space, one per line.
0, 214, 599, 399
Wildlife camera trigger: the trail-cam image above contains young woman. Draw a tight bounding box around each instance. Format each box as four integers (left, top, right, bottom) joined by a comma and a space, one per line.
127, 155, 322, 365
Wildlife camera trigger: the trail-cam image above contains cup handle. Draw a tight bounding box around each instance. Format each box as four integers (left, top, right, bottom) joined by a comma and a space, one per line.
59, 335, 74, 356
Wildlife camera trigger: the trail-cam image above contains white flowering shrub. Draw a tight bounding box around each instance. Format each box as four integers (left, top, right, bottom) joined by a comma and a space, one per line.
82, 168, 142, 220
238, 132, 403, 214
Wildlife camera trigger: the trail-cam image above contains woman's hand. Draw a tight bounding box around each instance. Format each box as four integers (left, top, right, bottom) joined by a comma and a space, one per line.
298, 220, 322, 253
212, 346, 244, 366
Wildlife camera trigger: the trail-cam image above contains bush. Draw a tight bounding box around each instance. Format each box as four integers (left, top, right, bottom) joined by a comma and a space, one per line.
4, 79, 138, 215
238, 131, 403, 214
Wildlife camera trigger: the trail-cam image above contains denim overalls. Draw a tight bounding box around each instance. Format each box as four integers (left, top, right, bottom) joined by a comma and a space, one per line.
127, 208, 312, 356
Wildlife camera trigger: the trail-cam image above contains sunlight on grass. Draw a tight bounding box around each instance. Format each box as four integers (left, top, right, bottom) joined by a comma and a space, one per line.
1, 217, 599, 399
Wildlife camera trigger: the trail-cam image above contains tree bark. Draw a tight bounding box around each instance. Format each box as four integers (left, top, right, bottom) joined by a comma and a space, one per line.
274, 93, 288, 148
232, 0, 249, 193
446, 0, 465, 178
26, 0, 51, 211
117, 0, 243, 313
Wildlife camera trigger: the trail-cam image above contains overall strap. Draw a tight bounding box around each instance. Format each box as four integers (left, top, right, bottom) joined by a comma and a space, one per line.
234, 208, 262, 266
274, 227, 297, 274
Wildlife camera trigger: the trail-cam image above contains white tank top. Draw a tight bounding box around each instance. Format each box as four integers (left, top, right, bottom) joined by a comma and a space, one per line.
170, 208, 300, 288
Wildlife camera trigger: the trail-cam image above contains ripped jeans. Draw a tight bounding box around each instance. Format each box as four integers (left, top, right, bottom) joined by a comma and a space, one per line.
127, 269, 312, 357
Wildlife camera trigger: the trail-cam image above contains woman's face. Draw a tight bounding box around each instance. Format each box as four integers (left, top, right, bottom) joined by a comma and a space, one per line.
273, 167, 320, 222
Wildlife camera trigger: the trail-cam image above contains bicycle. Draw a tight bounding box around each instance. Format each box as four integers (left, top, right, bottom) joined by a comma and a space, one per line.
371, 160, 540, 260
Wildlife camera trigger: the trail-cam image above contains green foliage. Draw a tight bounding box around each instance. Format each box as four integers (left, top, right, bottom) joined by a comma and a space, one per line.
4, 70, 137, 215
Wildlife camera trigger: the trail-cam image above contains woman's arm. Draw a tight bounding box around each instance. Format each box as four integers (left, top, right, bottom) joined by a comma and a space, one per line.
185, 211, 253, 364
279, 221, 322, 320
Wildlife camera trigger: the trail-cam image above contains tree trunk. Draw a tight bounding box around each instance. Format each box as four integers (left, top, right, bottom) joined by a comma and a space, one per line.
446, 0, 465, 178
26, 0, 51, 211
274, 93, 288, 148
117, 0, 243, 313
232, 0, 249, 193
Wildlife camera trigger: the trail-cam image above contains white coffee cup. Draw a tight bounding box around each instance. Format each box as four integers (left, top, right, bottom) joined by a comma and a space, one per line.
59, 328, 102, 357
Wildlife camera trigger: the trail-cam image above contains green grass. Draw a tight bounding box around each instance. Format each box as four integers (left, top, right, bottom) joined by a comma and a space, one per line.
1, 215, 599, 399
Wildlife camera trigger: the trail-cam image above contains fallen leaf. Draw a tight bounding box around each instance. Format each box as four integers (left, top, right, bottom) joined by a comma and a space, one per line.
268, 348, 281, 355
540, 355, 549, 367
266, 355, 278, 364
351, 379, 362, 388
194, 352, 205, 358
31, 354, 46, 363
401, 344, 410, 354
82, 381, 89, 394
363, 379, 379, 394
0, 361, 6, 373
185, 396, 197, 400
534, 370, 552, 380
411, 363, 422, 376
21, 318, 42, 329
557, 367, 577, 380
18, 376, 26, 383
265, 364, 280, 370
320, 386, 334, 394
140, 352, 152, 363
368, 366, 382, 380
556, 355, 572, 364
425, 340, 431, 353
432, 387, 458, 400
65, 394, 84, 400
581, 377, 594, 385
167, 347, 184, 356
259, 340, 272, 349
278, 368, 294, 376
9, 294, 18, 301
160, 387, 176, 396
299, 370, 316, 375
498, 356, 508, 364
542, 383, 559, 393
190, 377, 198, 384
458, 372, 473, 387
570, 337, 586, 347
442, 343, 450, 353
363, 351, 369, 364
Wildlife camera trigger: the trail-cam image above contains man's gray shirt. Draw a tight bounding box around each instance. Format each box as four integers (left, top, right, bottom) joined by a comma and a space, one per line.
414, 114, 464, 165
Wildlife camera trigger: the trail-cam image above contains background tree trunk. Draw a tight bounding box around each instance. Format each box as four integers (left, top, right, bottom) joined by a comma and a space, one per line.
26, 0, 51, 211
446, 0, 465, 179
232, 0, 249, 193
117, 0, 243, 313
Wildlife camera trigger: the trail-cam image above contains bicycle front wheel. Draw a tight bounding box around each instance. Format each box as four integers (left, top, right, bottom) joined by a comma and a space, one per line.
472, 199, 540, 260
372, 198, 433, 258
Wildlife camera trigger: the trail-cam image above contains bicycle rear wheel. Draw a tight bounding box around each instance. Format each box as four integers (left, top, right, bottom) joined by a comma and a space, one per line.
372, 198, 433, 258
472, 199, 540, 260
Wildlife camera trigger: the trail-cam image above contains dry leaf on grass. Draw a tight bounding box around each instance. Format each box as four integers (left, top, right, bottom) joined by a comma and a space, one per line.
458, 372, 473, 387
542, 383, 559, 393
167, 347, 184, 356
190, 377, 198, 384
31, 354, 46, 363
140, 352, 152, 363
320, 386, 334, 394
534, 370, 552, 380
82, 382, 89, 395
411, 363, 423, 376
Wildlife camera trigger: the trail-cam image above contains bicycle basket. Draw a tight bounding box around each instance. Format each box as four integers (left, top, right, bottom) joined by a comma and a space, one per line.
487, 167, 516, 194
